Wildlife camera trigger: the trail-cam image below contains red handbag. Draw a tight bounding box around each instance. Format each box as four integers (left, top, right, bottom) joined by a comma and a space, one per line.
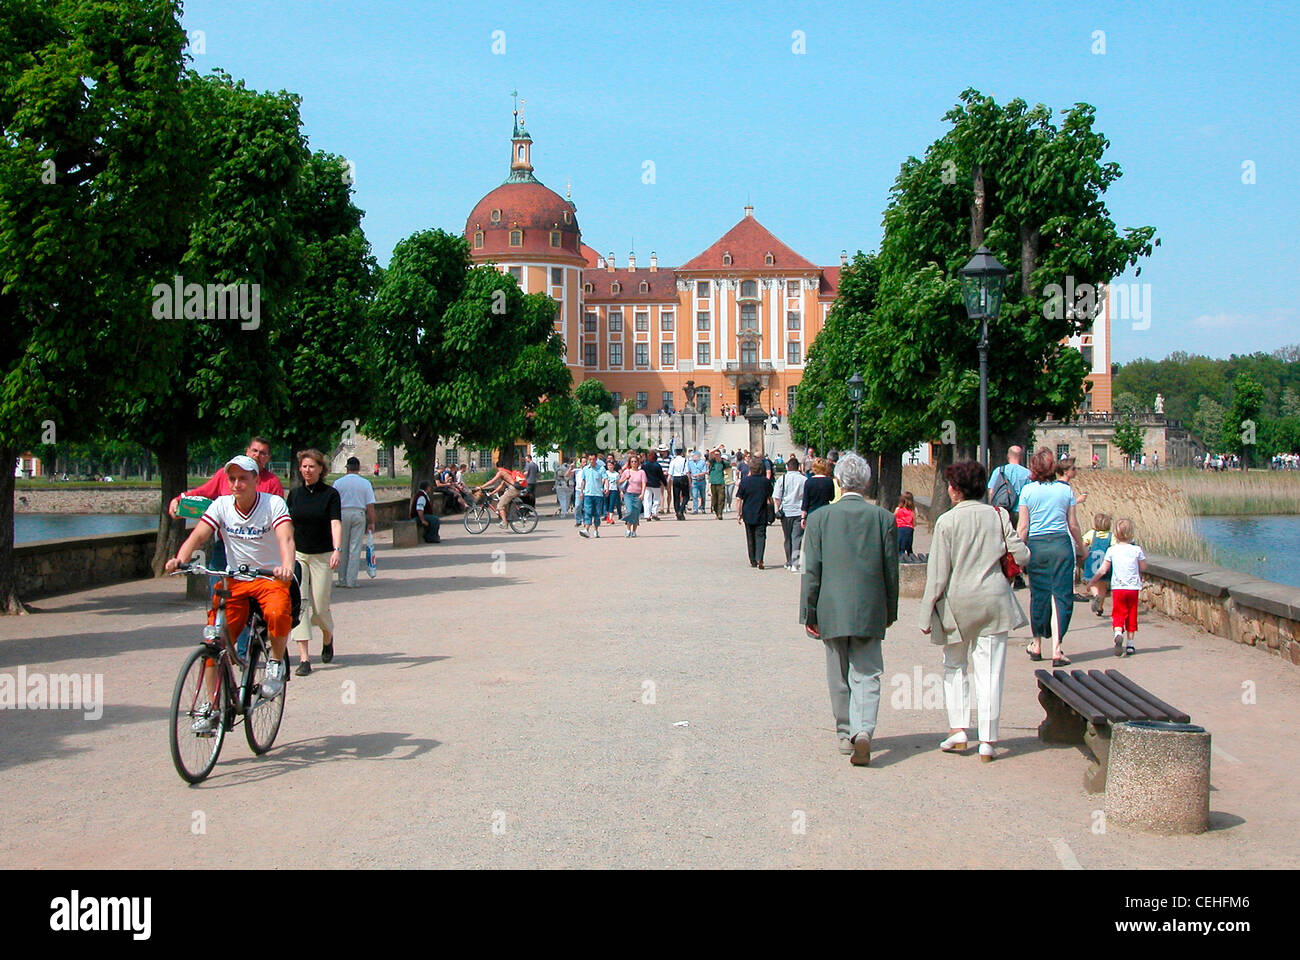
995, 506, 1022, 581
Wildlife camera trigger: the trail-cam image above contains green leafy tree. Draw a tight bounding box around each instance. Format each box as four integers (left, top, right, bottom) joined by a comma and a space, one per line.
1113, 392, 1142, 417
1112, 418, 1144, 468
1280, 387, 1300, 420
1191, 396, 1228, 453
271, 150, 379, 477
115, 69, 310, 573
0, 0, 192, 610
853, 90, 1158, 515
368, 230, 571, 490
1228, 372, 1265, 469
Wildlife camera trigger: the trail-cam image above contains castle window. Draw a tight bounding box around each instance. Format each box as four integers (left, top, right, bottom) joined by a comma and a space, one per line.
609, 343, 623, 366
696, 343, 711, 365
490, 209, 501, 223
611, 281, 620, 294
696, 280, 710, 298
765, 252, 774, 265
660, 312, 674, 331
635, 344, 649, 366
787, 280, 800, 297
787, 311, 801, 330
741, 342, 757, 364
551, 267, 563, 285
508, 266, 522, 282
473, 231, 484, 249
550, 231, 561, 248
635, 311, 648, 331
584, 343, 597, 366
740, 303, 757, 331
661, 343, 675, 366
563, 210, 572, 224
723, 252, 732, 265
583, 282, 593, 293
787, 341, 801, 364
696, 312, 710, 330
509, 229, 522, 246
639, 281, 648, 293
608, 310, 623, 332
740, 280, 757, 298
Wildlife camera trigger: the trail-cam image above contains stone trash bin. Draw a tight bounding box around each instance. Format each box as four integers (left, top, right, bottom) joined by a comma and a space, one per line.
1104, 720, 1211, 835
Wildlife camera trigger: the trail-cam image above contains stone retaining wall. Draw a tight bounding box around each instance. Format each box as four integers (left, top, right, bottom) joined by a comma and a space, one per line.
1142, 556, 1300, 666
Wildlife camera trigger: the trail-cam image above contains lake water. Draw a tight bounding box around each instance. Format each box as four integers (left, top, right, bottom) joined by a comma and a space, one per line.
15, 514, 157, 544
1194, 515, 1300, 589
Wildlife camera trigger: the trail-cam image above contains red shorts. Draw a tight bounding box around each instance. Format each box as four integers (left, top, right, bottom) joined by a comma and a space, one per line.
1111, 589, 1139, 633
210, 577, 292, 640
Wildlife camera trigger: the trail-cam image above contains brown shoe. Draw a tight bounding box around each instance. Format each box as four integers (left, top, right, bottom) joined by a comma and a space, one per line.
850, 734, 871, 767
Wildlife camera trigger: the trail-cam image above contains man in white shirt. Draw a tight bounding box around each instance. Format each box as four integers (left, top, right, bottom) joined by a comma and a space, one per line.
668, 450, 690, 520
773, 456, 807, 571
333, 456, 377, 588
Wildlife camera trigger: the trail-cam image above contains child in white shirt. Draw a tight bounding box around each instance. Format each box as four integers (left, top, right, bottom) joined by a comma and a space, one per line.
1087, 517, 1146, 656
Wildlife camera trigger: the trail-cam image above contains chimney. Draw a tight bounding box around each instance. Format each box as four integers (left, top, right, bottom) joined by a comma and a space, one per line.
744, 204, 754, 218
650, 252, 658, 272
607, 251, 615, 272
596, 255, 605, 270
628, 252, 636, 271
840, 249, 848, 266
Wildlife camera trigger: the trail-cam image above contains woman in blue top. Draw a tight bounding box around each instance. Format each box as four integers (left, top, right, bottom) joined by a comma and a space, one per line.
1015, 448, 1085, 665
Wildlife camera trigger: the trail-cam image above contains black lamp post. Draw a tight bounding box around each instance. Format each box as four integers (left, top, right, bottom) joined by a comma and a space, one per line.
959, 247, 1008, 469
816, 401, 825, 454
846, 373, 864, 454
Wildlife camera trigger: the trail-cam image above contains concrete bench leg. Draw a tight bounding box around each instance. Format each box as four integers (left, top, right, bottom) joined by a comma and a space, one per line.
1083, 722, 1112, 794
1037, 687, 1086, 745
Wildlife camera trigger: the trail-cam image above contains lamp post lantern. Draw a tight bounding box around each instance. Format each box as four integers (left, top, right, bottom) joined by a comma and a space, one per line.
846, 373, 864, 454
816, 401, 825, 454
959, 247, 1008, 469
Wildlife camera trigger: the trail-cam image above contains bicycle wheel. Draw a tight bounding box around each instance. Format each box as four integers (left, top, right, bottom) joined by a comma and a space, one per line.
243, 639, 285, 755
464, 505, 491, 534
169, 646, 227, 784
509, 503, 538, 534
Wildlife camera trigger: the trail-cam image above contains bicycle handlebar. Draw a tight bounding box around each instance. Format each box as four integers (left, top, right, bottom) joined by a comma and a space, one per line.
170, 562, 279, 579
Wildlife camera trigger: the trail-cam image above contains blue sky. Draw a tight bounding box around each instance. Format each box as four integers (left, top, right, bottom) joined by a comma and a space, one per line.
181, 0, 1300, 363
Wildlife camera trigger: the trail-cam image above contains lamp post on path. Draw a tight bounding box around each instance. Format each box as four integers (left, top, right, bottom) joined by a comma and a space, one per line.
959, 247, 1008, 470
846, 373, 864, 454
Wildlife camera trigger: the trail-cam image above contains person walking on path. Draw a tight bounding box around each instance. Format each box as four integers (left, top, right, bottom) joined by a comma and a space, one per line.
707, 450, 728, 519
736, 455, 773, 568
1087, 517, 1147, 657
521, 453, 540, 505
918, 461, 1030, 763
1016, 447, 1085, 666
1082, 513, 1113, 617
688, 449, 708, 514
603, 456, 623, 524
668, 448, 690, 520
412, 482, 441, 543
576, 453, 607, 539
801, 457, 835, 532
800, 453, 898, 766
642, 449, 666, 521
286, 449, 342, 675
334, 456, 376, 588
773, 455, 806, 571
555, 457, 574, 518
168, 435, 284, 520
619, 454, 648, 537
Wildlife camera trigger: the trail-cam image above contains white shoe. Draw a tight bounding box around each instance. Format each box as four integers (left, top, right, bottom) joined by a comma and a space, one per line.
979, 742, 996, 763
259, 659, 286, 700
940, 731, 968, 752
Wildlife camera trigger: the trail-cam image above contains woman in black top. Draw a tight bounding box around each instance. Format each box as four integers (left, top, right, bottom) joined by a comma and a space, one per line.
286, 449, 342, 675
801, 457, 836, 530
735, 455, 774, 569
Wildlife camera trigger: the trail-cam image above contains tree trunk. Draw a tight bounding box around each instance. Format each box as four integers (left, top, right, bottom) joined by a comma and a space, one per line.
877, 447, 904, 511
863, 450, 880, 499
0, 443, 28, 614
1020, 224, 1040, 298
970, 164, 986, 248
929, 442, 954, 522
151, 434, 190, 576
404, 433, 437, 496
387, 445, 396, 479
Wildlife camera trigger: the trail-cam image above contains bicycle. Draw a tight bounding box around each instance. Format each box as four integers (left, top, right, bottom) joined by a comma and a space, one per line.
167, 562, 288, 784
464, 487, 538, 535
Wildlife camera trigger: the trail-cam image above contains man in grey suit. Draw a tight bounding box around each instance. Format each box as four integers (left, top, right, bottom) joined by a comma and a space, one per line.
800, 453, 899, 766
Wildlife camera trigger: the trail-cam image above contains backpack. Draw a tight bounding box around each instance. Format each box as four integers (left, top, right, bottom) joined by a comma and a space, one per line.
1084, 532, 1112, 581
989, 467, 1019, 514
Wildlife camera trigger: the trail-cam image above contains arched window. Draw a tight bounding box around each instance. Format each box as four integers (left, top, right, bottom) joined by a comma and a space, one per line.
490, 209, 501, 223
473, 231, 484, 248
550, 231, 561, 247
563, 210, 572, 224
639, 281, 648, 293
611, 282, 621, 294
723, 252, 732, 265
583, 282, 593, 293
740, 280, 757, 298
765, 252, 774, 265
509, 229, 523, 246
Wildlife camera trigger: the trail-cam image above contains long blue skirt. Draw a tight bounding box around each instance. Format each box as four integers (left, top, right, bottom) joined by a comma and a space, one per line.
624, 492, 643, 525
1026, 534, 1075, 643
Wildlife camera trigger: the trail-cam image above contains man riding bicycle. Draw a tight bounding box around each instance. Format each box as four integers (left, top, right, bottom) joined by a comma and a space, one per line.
165, 455, 297, 709
478, 459, 528, 528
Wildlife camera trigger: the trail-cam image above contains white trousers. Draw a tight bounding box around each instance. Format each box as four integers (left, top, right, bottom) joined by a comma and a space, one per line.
644, 486, 661, 516
942, 632, 1008, 742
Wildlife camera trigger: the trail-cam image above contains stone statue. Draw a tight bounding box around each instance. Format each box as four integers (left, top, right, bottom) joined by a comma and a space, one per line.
683, 380, 697, 411
1154, 393, 1165, 415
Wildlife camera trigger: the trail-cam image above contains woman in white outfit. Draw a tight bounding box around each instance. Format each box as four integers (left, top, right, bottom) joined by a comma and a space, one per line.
918, 460, 1030, 762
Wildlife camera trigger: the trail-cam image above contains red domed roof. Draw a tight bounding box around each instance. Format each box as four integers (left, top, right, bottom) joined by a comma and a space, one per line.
465, 180, 583, 262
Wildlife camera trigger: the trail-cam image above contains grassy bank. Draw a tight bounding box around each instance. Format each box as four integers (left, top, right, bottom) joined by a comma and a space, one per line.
1159, 469, 1300, 516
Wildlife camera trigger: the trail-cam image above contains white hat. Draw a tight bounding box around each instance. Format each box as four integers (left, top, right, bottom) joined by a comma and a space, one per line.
225, 454, 259, 474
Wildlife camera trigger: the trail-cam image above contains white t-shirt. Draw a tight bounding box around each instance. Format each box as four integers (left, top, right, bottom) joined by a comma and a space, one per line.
773, 471, 805, 516
1104, 542, 1146, 590
333, 472, 376, 510
668, 455, 689, 477
199, 492, 291, 577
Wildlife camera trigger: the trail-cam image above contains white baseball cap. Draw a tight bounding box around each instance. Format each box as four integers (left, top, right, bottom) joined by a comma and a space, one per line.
225, 455, 259, 474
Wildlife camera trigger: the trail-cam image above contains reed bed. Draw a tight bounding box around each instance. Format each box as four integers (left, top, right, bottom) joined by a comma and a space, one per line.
1159, 469, 1300, 516
899, 464, 1209, 561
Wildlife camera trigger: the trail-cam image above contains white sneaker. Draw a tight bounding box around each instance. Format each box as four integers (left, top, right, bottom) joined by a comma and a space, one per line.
190, 705, 219, 735
260, 659, 286, 700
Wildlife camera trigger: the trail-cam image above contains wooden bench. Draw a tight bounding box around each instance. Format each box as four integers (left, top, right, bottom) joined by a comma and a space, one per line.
1034, 668, 1191, 793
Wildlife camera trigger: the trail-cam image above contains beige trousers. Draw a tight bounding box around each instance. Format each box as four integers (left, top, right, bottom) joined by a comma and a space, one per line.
292, 550, 334, 644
